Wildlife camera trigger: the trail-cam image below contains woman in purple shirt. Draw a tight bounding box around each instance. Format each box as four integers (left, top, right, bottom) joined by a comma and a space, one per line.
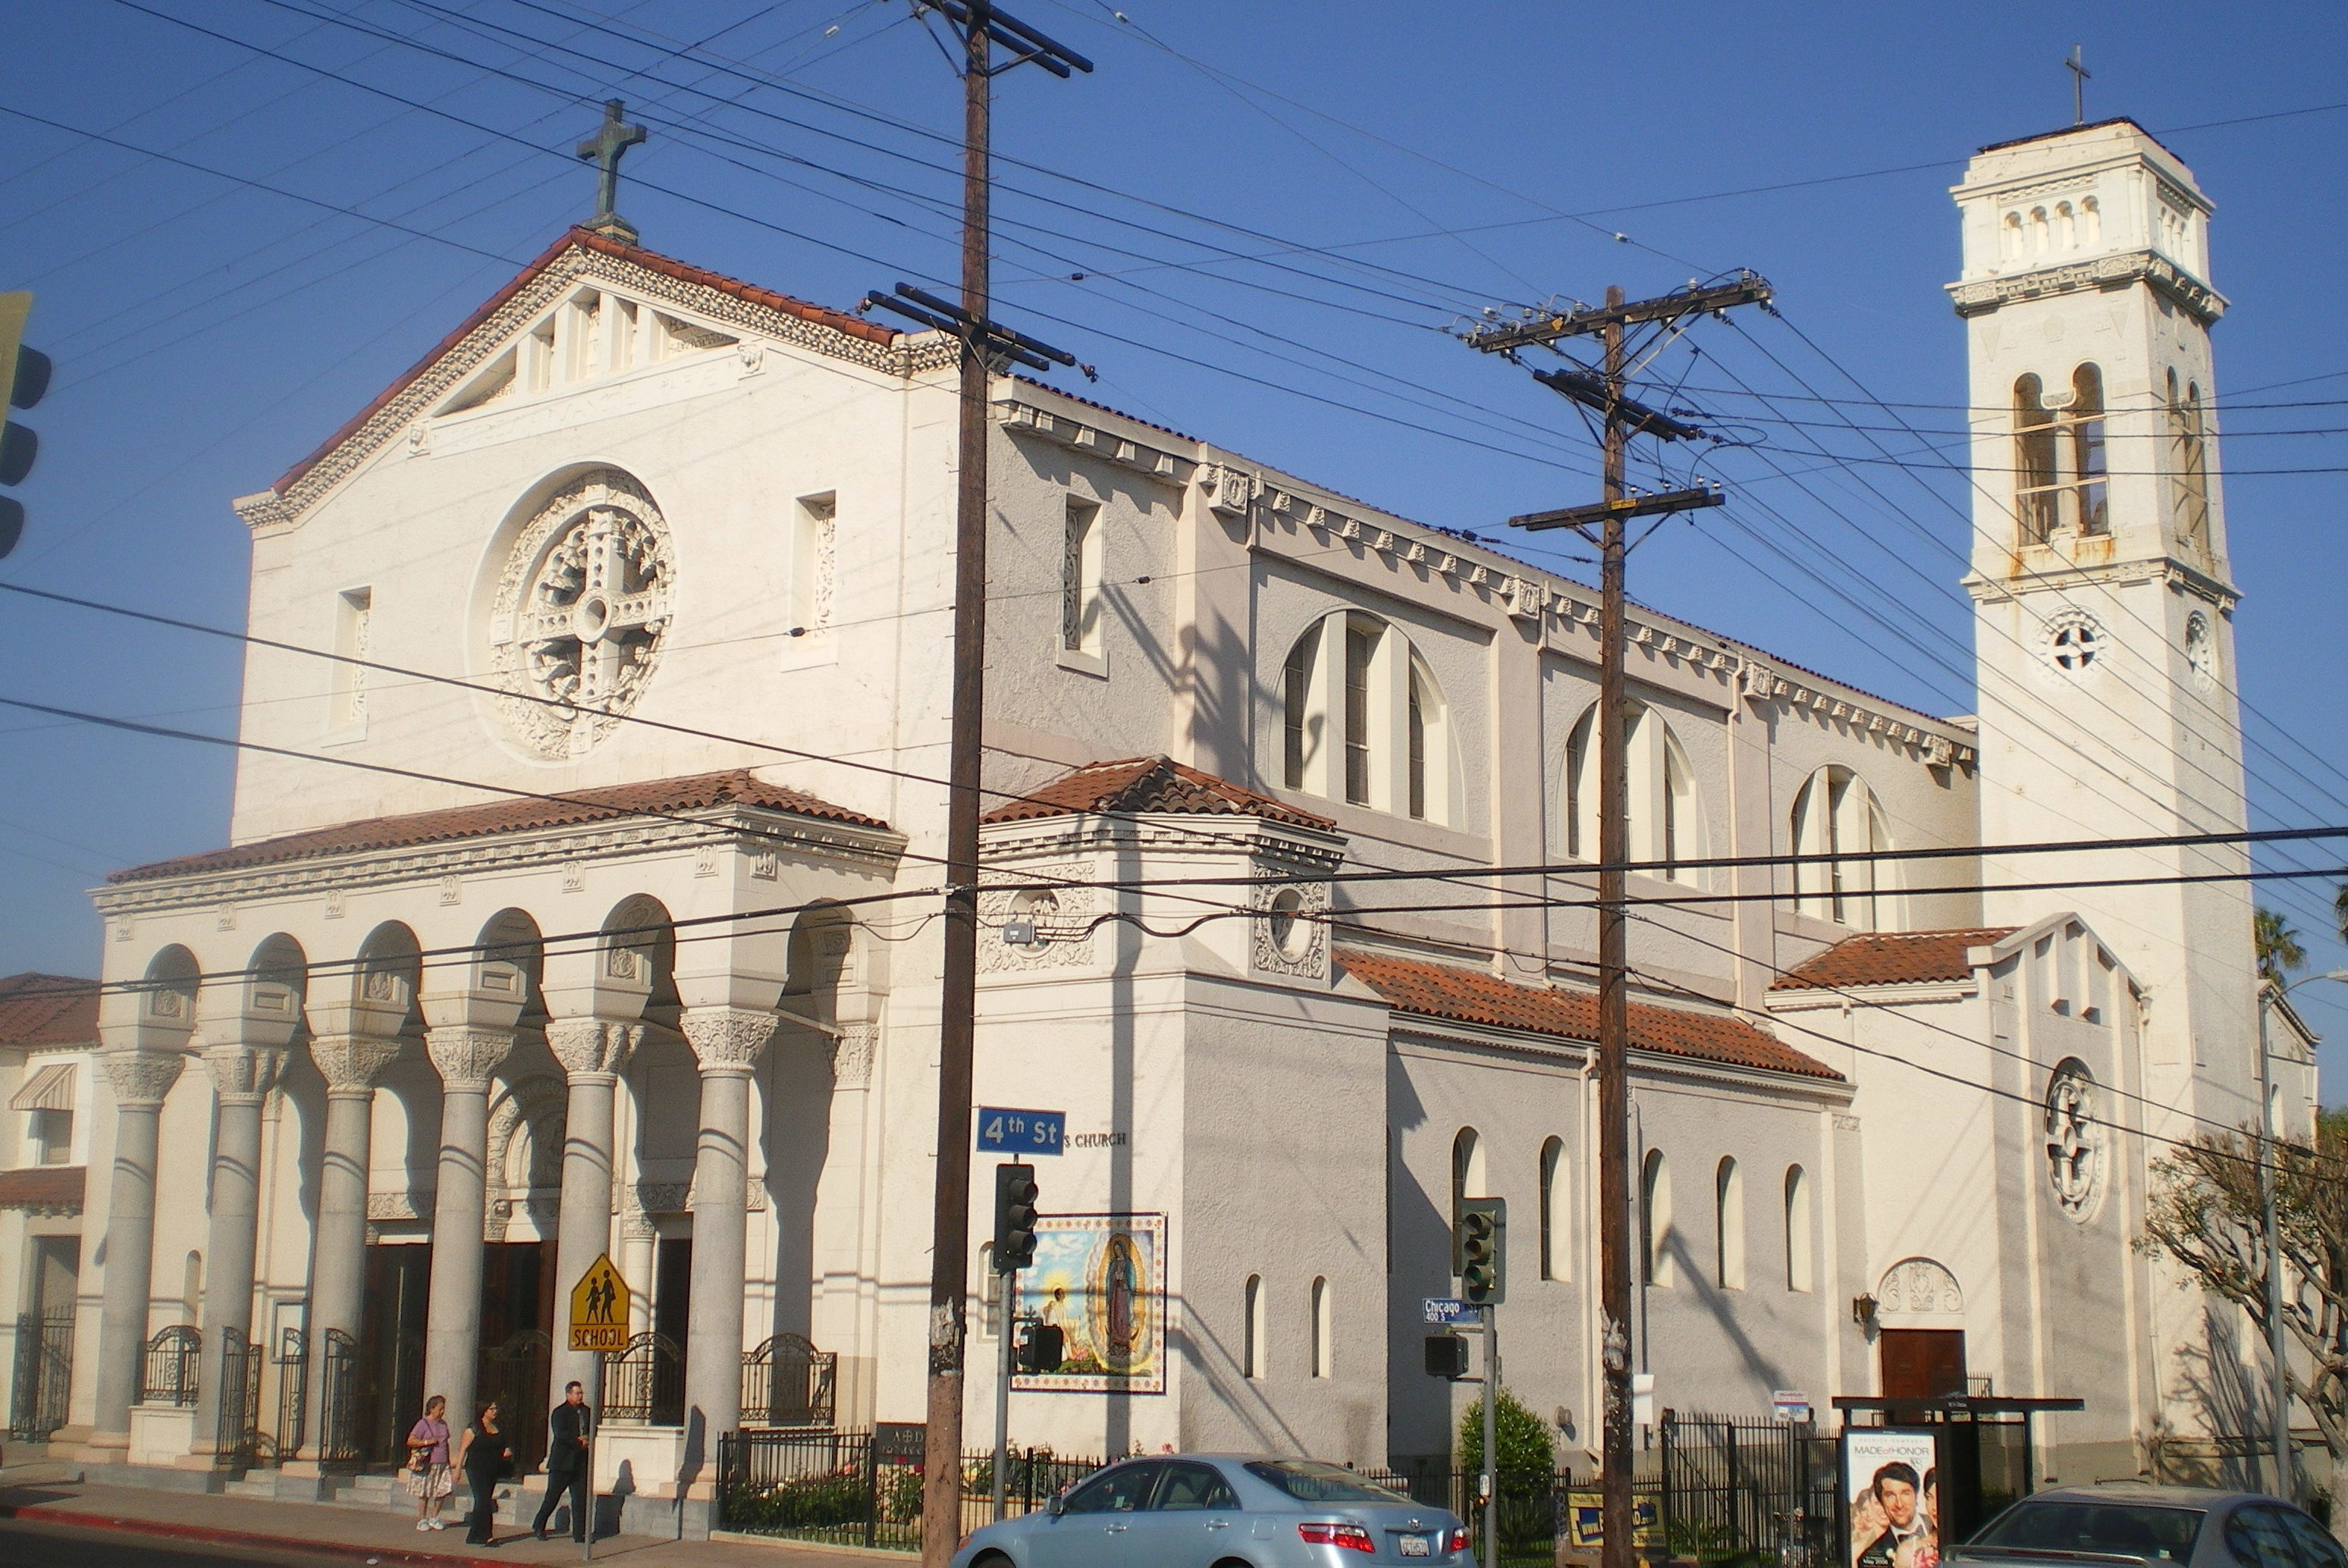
405, 1394, 454, 1530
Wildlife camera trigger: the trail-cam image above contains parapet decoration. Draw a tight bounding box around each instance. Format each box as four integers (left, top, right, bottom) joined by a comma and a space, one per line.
1736, 658, 1973, 768
1948, 248, 2225, 323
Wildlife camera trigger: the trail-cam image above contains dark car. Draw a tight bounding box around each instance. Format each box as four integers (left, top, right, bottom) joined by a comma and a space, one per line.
953, 1454, 1471, 1567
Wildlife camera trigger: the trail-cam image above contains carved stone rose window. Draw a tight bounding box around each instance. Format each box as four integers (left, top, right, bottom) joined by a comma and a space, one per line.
489, 469, 673, 760
2044, 1059, 2106, 1223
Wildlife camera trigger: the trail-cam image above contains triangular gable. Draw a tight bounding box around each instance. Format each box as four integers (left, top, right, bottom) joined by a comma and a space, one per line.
232, 227, 953, 530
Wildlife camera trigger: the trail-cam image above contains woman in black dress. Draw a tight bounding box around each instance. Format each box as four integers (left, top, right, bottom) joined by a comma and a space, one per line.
451, 1400, 512, 1545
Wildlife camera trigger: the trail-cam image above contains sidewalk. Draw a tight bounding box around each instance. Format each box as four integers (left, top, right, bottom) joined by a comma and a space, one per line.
0, 1479, 910, 1568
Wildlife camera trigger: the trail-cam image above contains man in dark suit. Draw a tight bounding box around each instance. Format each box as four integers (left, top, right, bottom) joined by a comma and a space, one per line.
532, 1382, 592, 1542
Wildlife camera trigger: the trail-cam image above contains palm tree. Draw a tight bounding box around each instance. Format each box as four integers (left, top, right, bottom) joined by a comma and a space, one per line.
2255, 906, 2306, 986
2336, 880, 2348, 945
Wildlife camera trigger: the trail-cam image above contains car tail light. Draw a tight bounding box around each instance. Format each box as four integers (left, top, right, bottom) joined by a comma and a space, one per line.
1299, 1520, 1377, 1553
1446, 1526, 1471, 1551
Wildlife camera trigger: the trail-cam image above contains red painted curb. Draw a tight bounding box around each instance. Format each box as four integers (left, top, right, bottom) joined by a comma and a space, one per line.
0, 1501, 516, 1567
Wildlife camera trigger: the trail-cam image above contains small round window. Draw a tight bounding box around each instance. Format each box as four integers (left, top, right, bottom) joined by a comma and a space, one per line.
2045, 613, 2103, 678
1008, 888, 1058, 952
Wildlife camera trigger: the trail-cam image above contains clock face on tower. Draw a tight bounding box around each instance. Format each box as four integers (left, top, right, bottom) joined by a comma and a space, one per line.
485, 468, 674, 760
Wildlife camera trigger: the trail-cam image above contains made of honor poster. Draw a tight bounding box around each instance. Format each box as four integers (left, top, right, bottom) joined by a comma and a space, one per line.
1844, 1429, 1939, 1568
1014, 1213, 1166, 1394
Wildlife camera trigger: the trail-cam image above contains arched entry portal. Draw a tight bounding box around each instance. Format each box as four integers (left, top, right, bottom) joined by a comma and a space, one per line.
1875, 1257, 1966, 1400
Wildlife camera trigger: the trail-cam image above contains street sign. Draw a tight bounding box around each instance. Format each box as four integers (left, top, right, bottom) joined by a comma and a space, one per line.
1772, 1389, 1813, 1422
976, 1107, 1065, 1156
1422, 1297, 1478, 1326
568, 1254, 632, 1353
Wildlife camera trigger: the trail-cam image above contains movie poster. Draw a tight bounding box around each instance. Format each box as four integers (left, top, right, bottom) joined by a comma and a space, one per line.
1012, 1213, 1166, 1395
1844, 1430, 1940, 1568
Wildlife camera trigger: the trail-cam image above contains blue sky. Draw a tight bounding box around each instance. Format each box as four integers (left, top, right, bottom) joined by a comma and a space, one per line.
4, 1, 2345, 1061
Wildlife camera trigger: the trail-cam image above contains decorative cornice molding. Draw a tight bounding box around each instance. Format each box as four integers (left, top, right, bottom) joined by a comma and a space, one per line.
90, 805, 902, 918
681, 1006, 777, 1074
99, 1047, 187, 1109
1961, 554, 2240, 612
1947, 248, 2226, 322
997, 400, 1196, 489
1734, 657, 1975, 767
309, 1033, 403, 1093
425, 1026, 515, 1093
545, 1017, 639, 1078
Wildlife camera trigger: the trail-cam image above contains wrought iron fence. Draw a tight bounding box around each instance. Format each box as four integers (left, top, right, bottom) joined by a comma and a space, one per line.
715, 1427, 1107, 1552
315, 1328, 362, 1466
141, 1324, 201, 1406
1660, 1410, 1838, 1568
9, 1308, 73, 1441
274, 1328, 307, 1463
601, 1331, 683, 1426
215, 1325, 264, 1469
741, 1334, 837, 1429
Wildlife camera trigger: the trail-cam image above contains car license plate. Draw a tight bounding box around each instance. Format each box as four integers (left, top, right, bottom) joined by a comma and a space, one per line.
1398, 1535, 1431, 1557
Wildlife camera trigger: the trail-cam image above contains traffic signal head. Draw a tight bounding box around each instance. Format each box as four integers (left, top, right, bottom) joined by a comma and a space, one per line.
994, 1162, 1040, 1272
0, 291, 46, 560
1424, 1333, 1470, 1380
1455, 1196, 1508, 1306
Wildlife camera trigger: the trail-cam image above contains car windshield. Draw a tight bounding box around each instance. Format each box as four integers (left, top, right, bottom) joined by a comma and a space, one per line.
1243, 1460, 1412, 1505
1971, 1501, 2205, 1561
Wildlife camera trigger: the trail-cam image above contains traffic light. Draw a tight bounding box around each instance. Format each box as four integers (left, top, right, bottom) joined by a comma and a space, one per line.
1424, 1333, 1470, 1380
0, 292, 50, 560
993, 1162, 1039, 1272
1455, 1196, 1507, 1306
1016, 1319, 1064, 1375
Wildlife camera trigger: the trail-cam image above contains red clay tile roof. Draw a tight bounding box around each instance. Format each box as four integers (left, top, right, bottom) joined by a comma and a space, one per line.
983, 756, 1337, 831
0, 1166, 85, 1214
271, 227, 897, 498
1769, 928, 2019, 993
111, 770, 890, 885
0, 974, 99, 1047
1338, 949, 1840, 1081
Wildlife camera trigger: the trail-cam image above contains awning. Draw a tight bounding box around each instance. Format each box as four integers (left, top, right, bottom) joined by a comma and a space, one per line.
9, 1062, 76, 1112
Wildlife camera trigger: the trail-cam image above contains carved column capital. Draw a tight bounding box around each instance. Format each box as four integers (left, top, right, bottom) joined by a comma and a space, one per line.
425, 1026, 514, 1094
681, 1006, 776, 1077
202, 1042, 287, 1106
309, 1033, 403, 1096
99, 1047, 187, 1109
829, 1024, 877, 1091
545, 1017, 640, 1080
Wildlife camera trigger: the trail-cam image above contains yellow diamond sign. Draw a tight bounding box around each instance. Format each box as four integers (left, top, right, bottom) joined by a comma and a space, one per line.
568, 1254, 631, 1353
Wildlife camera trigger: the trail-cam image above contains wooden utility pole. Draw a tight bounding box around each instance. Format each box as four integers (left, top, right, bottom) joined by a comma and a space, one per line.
1464, 272, 1769, 1568
887, 8, 1089, 1566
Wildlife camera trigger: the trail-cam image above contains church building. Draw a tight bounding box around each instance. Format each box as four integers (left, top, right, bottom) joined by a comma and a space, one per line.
0, 117, 2314, 1526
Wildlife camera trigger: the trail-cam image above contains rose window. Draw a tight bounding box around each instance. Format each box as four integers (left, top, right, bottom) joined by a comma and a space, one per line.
488, 469, 673, 760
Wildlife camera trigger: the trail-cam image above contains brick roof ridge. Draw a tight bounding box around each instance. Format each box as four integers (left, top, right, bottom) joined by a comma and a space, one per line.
1336, 946, 1840, 1082
982, 754, 1337, 831
268, 227, 899, 500
108, 767, 890, 886
1768, 926, 2022, 992
0, 971, 102, 1047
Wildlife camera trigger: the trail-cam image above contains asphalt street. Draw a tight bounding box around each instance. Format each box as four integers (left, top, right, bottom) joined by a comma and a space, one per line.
0, 1516, 399, 1568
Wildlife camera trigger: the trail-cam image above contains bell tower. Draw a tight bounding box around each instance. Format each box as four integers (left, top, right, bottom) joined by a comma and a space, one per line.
1951, 119, 2255, 1129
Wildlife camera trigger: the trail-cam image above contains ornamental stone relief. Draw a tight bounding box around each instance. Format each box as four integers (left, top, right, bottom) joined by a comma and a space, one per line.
100, 1048, 187, 1108
1877, 1256, 1963, 1316
978, 864, 1097, 973
829, 1023, 877, 1090
546, 1017, 640, 1077
425, 1026, 515, 1093
487, 469, 673, 760
682, 1006, 777, 1072
1251, 880, 1329, 980
202, 1043, 287, 1105
2045, 1060, 2107, 1223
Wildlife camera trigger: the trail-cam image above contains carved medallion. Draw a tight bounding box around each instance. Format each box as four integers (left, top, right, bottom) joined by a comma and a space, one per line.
2044, 1060, 2106, 1222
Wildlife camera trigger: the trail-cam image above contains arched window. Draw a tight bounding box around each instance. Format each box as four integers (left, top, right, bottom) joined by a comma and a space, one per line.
1640, 1149, 1675, 1288
2000, 212, 2023, 262
2014, 367, 2109, 543
1715, 1159, 1744, 1290
1279, 610, 1454, 824
2080, 196, 2102, 245
1309, 1278, 1332, 1378
2070, 365, 2108, 535
2055, 201, 2076, 249
1452, 1128, 1487, 1235
2168, 370, 2211, 556
2014, 375, 2058, 542
1244, 1274, 1266, 1378
1565, 701, 1708, 884
1784, 1166, 1814, 1294
1539, 1137, 1568, 1281
2028, 207, 2050, 252
1790, 767, 1897, 930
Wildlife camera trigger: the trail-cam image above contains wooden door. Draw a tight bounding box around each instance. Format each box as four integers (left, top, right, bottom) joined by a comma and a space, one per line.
1879, 1328, 1967, 1399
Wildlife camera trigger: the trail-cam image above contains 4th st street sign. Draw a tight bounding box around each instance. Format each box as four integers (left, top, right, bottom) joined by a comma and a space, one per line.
569, 1253, 632, 1353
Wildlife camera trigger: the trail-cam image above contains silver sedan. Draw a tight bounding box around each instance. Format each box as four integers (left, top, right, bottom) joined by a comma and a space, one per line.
1947, 1483, 2346, 1568
952, 1455, 1472, 1568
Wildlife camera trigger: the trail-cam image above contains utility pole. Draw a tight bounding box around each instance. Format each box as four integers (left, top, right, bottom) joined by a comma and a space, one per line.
877, 8, 1089, 1566
1464, 272, 1771, 1568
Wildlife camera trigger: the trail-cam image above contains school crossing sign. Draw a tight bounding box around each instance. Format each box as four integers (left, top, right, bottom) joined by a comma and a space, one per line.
569, 1254, 632, 1353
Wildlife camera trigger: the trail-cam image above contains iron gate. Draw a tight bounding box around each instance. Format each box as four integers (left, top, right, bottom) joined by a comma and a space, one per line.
316, 1328, 362, 1466
741, 1334, 837, 1428
1661, 1410, 1837, 1566
215, 1325, 263, 1468
275, 1328, 307, 1463
8, 1309, 72, 1441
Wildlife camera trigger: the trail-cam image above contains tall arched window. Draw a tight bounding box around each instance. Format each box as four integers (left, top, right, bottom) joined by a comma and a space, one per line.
1715, 1159, 1745, 1289
2081, 196, 2102, 245
1784, 1165, 1814, 1294
1539, 1137, 1568, 1281
2014, 374, 2058, 542
1309, 1278, 1332, 1378
1244, 1275, 1266, 1378
1790, 767, 1898, 930
1565, 701, 1708, 884
2070, 365, 2108, 535
1640, 1149, 1675, 1288
1452, 1128, 1487, 1236
1279, 610, 1454, 824
2168, 369, 2211, 557
2015, 366, 2109, 543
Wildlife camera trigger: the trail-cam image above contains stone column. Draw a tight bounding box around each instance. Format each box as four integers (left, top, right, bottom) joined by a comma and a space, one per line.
546, 1018, 638, 1398
297, 1033, 402, 1465
89, 1047, 188, 1454
680, 1007, 775, 1458
421, 1025, 514, 1425
190, 1041, 287, 1460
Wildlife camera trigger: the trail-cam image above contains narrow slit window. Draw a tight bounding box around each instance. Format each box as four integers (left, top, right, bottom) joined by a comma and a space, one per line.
1342, 621, 1375, 806
1061, 497, 1103, 655
790, 494, 837, 636
1243, 1274, 1265, 1379
330, 588, 372, 732
1283, 634, 1316, 789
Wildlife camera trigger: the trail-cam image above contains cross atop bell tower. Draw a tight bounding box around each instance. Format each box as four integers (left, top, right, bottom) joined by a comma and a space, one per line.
576, 99, 648, 246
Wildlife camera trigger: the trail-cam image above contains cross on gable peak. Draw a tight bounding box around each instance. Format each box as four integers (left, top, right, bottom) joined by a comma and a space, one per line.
577, 99, 648, 246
